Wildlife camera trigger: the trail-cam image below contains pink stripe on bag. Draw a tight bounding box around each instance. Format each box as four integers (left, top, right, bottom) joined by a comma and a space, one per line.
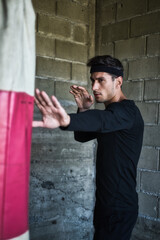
0, 90, 34, 239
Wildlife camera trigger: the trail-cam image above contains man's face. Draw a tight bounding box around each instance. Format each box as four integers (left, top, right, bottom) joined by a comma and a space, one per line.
90, 72, 117, 104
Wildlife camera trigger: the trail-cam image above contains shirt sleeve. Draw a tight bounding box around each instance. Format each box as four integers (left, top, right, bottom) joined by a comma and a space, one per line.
60, 102, 136, 133
74, 131, 97, 143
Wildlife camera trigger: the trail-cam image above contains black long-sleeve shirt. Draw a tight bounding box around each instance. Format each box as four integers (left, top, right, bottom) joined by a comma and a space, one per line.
61, 100, 144, 213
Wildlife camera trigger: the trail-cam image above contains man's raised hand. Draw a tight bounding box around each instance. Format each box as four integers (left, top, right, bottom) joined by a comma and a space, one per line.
32, 89, 70, 128
70, 85, 94, 112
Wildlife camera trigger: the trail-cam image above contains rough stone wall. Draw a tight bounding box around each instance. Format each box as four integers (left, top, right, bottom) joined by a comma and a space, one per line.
30, 0, 96, 239
96, 0, 160, 239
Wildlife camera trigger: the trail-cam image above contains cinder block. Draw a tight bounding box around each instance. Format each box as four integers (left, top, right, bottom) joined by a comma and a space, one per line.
122, 60, 128, 80
102, 20, 129, 43
159, 199, 160, 218
72, 63, 88, 83
32, 127, 76, 144
117, 0, 147, 20
101, 4, 116, 25
35, 78, 54, 97
135, 102, 158, 124
122, 81, 143, 101
136, 169, 141, 192
159, 104, 160, 124
143, 125, 160, 147
138, 192, 157, 218
101, 0, 118, 6
36, 34, 55, 57
141, 171, 160, 194
131, 12, 160, 37
132, 217, 160, 240
144, 80, 160, 101
73, 25, 87, 43
128, 57, 159, 80
58, 101, 78, 114
147, 34, 160, 56
57, 0, 88, 23
56, 40, 88, 63
138, 146, 158, 170
99, 43, 114, 56
115, 37, 146, 60
55, 82, 75, 101
75, 0, 89, 6
38, 14, 71, 38
36, 56, 71, 79
32, 0, 56, 14
149, 0, 160, 11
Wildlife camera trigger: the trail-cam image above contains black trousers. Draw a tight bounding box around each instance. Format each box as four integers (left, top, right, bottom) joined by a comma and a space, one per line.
93, 208, 138, 240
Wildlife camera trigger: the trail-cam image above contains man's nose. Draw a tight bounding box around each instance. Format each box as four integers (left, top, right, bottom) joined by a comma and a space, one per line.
92, 81, 99, 91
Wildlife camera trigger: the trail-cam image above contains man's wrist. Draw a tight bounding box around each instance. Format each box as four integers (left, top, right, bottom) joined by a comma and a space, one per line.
61, 115, 70, 127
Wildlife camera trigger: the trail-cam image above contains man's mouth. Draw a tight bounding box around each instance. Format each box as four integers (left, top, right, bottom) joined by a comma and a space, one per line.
94, 92, 101, 97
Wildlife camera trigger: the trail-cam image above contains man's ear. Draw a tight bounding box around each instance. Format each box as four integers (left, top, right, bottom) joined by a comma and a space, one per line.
116, 76, 123, 89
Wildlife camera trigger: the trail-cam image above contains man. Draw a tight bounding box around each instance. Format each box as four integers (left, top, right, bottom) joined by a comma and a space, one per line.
33, 55, 144, 240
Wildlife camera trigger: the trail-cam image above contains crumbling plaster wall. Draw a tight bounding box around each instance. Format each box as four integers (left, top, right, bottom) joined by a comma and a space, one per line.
30, 0, 96, 239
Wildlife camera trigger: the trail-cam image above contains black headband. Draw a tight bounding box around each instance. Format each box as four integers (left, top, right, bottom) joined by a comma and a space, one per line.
90, 65, 123, 77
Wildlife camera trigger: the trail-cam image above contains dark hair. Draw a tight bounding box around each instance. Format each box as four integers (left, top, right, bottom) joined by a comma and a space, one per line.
87, 55, 123, 78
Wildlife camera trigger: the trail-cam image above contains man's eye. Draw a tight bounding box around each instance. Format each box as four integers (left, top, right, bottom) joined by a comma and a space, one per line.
99, 79, 103, 82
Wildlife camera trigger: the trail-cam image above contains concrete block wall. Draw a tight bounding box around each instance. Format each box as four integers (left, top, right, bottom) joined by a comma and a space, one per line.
96, 0, 160, 239
30, 0, 96, 239
30, 0, 160, 239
